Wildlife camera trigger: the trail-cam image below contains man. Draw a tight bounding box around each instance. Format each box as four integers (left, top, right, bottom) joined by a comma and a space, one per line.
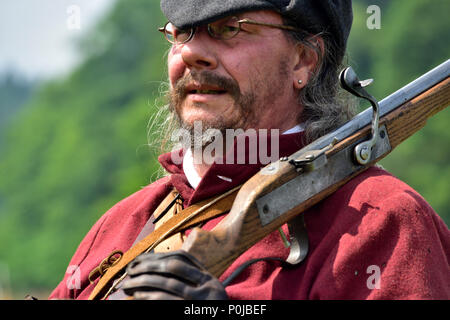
50, 0, 450, 300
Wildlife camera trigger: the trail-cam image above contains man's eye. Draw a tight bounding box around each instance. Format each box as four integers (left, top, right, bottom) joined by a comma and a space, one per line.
210, 24, 239, 39
218, 25, 239, 35
223, 25, 239, 32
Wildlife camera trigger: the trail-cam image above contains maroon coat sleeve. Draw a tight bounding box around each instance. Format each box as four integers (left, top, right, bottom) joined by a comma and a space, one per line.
48, 177, 172, 300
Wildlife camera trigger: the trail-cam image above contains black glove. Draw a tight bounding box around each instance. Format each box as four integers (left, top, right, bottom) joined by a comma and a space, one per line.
121, 250, 228, 300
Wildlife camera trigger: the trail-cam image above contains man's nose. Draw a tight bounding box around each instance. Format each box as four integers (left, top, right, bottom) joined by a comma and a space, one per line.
180, 31, 218, 70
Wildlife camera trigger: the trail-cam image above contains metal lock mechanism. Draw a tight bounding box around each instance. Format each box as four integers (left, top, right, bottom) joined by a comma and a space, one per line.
288, 138, 339, 172
339, 67, 380, 165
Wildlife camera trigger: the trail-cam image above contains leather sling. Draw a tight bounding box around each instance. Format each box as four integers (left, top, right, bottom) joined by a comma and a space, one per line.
88, 186, 240, 300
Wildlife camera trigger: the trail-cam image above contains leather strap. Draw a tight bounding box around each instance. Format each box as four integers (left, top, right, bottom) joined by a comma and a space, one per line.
88, 186, 240, 300
153, 190, 185, 253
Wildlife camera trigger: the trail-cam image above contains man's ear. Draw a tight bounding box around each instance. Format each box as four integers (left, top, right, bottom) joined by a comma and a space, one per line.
293, 36, 324, 89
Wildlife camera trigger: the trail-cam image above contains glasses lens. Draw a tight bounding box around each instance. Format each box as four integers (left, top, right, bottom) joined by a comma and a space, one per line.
208, 16, 240, 40
164, 22, 191, 44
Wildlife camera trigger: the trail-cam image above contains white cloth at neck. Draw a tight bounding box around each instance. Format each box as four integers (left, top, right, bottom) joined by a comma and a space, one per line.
182, 124, 304, 189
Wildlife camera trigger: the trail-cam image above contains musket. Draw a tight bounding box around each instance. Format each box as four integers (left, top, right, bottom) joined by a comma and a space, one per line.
180, 59, 450, 278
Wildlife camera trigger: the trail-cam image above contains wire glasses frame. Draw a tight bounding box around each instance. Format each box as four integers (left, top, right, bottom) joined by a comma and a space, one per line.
158, 16, 302, 45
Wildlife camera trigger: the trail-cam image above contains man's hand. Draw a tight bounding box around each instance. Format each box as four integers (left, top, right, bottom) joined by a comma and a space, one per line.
121, 250, 228, 300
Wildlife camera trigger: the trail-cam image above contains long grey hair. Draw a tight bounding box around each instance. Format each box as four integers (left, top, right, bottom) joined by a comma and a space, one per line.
283, 21, 357, 144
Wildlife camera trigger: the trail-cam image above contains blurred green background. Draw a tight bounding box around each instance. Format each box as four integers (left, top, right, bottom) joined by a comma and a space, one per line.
0, 0, 448, 299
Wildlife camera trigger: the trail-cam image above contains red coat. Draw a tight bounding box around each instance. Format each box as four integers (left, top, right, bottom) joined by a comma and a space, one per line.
49, 132, 450, 299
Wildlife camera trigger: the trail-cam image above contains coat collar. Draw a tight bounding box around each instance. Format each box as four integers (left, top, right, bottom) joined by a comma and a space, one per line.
158, 130, 306, 206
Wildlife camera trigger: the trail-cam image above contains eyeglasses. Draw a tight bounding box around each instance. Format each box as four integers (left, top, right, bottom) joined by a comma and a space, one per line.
158, 16, 302, 45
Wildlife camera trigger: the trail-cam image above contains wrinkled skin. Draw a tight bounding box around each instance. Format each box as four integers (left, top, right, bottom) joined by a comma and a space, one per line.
121, 251, 228, 300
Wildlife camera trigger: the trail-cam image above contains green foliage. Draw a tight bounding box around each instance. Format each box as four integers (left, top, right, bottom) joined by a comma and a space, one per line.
0, 0, 167, 290
347, 0, 450, 224
0, 0, 448, 294
0, 73, 36, 148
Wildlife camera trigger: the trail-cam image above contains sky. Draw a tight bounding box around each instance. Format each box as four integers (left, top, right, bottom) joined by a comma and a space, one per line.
0, 0, 117, 81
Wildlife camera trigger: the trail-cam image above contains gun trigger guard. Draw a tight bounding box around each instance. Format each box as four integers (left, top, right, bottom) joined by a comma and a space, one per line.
285, 214, 309, 266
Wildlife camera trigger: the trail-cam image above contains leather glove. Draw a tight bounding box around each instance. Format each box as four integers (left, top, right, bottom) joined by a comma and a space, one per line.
121, 250, 228, 300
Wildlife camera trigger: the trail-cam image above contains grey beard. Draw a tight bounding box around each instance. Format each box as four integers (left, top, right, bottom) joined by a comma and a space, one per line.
170, 95, 257, 152
183, 121, 224, 150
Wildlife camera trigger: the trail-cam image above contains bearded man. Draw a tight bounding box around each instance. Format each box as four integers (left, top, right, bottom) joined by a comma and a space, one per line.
49, 0, 450, 300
